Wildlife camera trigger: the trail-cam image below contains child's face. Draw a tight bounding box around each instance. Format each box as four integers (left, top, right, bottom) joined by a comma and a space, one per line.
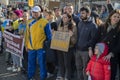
94, 46, 99, 55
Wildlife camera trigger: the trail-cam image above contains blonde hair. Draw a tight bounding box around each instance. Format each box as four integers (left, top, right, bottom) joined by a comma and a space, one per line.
46, 10, 55, 21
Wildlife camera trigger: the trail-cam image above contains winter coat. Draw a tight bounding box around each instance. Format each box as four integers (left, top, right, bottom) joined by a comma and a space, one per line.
72, 14, 80, 26
95, 25, 120, 58
86, 43, 111, 80
107, 3, 114, 14
76, 17, 98, 51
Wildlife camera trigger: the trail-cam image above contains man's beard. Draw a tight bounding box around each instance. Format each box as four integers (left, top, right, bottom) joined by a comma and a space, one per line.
81, 16, 88, 20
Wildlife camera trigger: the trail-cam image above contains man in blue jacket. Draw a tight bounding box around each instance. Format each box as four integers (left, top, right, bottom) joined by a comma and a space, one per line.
75, 6, 98, 80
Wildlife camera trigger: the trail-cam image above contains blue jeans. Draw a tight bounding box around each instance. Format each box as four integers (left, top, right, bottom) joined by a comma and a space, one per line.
28, 49, 47, 80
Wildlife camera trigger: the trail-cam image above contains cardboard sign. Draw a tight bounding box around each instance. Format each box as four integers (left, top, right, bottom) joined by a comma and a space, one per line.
4, 31, 24, 58
50, 31, 70, 52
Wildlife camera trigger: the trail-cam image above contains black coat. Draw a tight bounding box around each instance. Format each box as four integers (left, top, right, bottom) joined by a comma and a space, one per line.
96, 25, 120, 58
51, 22, 58, 31
107, 3, 114, 14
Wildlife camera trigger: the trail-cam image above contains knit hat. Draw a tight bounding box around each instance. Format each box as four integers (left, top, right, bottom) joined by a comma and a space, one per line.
96, 43, 105, 55
14, 10, 23, 17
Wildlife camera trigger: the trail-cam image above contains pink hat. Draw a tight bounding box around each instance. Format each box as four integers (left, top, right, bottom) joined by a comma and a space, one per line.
14, 10, 23, 17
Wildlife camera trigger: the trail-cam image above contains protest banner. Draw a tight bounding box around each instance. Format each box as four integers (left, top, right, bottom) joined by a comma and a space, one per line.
4, 31, 24, 58
50, 31, 70, 52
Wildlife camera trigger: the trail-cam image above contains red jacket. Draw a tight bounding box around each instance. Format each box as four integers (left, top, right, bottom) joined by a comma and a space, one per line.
86, 43, 111, 80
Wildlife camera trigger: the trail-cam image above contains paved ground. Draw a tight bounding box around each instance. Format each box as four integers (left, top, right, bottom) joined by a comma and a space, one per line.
0, 53, 26, 80
0, 53, 119, 80
0, 53, 66, 80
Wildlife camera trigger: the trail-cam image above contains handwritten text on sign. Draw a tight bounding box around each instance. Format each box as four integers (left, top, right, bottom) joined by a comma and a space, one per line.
4, 31, 24, 58
50, 31, 70, 52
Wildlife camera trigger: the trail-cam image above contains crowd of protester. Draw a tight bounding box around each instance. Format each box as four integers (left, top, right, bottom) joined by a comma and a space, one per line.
0, 0, 120, 80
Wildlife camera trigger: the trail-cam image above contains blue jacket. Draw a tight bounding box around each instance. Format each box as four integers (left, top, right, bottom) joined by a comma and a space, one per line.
72, 14, 80, 26
76, 17, 98, 51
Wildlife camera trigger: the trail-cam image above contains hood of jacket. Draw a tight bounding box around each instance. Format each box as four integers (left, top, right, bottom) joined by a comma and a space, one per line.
91, 42, 110, 65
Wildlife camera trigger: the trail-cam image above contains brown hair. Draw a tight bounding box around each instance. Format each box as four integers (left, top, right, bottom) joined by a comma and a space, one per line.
46, 10, 55, 20
43, 7, 49, 12
104, 9, 120, 30
61, 12, 75, 31
46, 10, 54, 16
